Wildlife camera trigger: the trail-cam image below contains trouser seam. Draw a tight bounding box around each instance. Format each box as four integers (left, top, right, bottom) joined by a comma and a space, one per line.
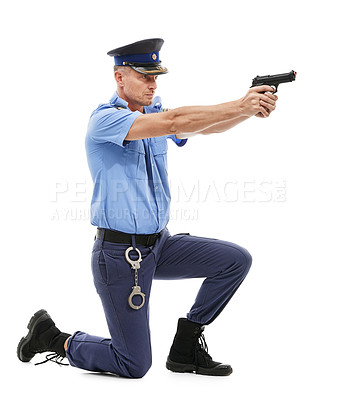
106, 287, 132, 375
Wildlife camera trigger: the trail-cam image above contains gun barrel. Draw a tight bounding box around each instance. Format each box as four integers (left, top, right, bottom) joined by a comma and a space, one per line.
252, 70, 297, 87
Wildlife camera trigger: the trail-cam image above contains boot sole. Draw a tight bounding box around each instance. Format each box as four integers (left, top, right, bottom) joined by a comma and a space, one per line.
166, 357, 233, 376
17, 309, 50, 362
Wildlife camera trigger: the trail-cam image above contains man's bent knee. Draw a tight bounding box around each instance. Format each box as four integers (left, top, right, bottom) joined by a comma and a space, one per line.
243, 248, 253, 270
128, 360, 152, 378
235, 245, 253, 278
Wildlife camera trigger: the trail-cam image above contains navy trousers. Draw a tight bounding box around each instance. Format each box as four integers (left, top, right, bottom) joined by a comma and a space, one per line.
66, 228, 252, 378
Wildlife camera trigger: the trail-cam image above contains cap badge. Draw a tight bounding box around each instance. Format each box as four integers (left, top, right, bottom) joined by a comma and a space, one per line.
152, 53, 157, 61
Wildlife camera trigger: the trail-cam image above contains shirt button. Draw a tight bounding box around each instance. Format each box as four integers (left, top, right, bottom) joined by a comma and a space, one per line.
155, 185, 159, 190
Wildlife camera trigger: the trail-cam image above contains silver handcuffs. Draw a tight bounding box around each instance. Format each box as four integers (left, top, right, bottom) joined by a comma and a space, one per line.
125, 247, 146, 310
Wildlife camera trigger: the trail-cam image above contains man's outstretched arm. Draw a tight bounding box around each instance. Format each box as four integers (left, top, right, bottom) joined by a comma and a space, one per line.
125, 86, 278, 141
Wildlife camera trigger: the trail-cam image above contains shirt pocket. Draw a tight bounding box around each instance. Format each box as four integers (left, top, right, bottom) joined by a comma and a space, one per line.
124, 140, 146, 180
151, 138, 168, 174
151, 137, 168, 155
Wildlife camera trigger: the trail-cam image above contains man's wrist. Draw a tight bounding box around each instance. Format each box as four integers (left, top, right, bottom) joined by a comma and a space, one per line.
220, 99, 245, 120
234, 98, 246, 118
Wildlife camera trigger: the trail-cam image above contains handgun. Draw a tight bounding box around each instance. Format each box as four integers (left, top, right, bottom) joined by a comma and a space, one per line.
251, 70, 297, 93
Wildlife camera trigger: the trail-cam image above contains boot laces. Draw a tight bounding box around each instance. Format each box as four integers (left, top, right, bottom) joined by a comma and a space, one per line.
35, 353, 69, 366
194, 328, 212, 371
198, 332, 209, 354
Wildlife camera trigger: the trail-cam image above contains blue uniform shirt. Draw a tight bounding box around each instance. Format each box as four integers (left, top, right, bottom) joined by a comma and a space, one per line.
85, 92, 187, 234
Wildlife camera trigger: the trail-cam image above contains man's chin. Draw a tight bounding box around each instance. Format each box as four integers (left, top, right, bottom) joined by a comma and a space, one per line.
135, 97, 153, 108
144, 95, 154, 105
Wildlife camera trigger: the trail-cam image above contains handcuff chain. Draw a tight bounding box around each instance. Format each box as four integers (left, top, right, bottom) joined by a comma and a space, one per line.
134, 269, 138, 287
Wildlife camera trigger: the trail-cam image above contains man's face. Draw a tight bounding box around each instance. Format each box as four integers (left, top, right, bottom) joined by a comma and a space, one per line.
119, 68, 158, 109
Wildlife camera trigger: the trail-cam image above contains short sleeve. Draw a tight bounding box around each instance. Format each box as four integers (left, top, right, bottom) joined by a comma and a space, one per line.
87, 107, 142, 147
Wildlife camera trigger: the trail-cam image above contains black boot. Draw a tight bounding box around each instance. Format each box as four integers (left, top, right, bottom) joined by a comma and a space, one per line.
17, 309, 71, 364
166, 318, 232, 376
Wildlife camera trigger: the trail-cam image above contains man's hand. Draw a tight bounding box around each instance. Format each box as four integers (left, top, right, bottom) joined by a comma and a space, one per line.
239, 86, 278, 118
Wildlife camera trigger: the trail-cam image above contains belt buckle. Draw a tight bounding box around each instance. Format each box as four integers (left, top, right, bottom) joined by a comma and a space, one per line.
96, 229, 102, 240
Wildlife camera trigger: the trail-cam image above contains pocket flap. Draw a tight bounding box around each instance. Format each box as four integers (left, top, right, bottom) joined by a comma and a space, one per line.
151, 138, 168, 155
125, 140, 145, 154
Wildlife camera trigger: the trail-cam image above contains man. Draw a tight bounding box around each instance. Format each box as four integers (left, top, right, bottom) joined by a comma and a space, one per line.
17, 38, 278, 377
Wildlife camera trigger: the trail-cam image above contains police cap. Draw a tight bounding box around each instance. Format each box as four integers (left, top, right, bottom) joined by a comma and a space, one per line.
107, 38, 168, 75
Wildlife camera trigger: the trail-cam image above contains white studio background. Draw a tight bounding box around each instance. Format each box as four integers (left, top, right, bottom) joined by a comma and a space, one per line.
1, 0, 336, 399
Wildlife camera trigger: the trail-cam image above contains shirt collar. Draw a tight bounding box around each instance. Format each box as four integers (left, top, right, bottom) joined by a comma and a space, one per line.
109, 92, 129, 110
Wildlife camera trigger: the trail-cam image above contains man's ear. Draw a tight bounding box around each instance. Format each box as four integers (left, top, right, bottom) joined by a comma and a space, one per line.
115, 70, 124, 87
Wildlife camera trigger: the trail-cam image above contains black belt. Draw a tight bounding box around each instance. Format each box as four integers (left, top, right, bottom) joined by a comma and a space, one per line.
96, 228, 160, 246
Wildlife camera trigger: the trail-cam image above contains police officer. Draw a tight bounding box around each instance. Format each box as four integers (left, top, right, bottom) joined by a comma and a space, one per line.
17, 38, 278, 377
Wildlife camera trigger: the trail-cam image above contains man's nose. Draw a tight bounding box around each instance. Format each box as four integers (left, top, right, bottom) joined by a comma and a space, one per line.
148, 78, 157, 90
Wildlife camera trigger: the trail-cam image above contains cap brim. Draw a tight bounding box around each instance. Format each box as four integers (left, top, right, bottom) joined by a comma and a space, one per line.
130, 64, 168, 75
